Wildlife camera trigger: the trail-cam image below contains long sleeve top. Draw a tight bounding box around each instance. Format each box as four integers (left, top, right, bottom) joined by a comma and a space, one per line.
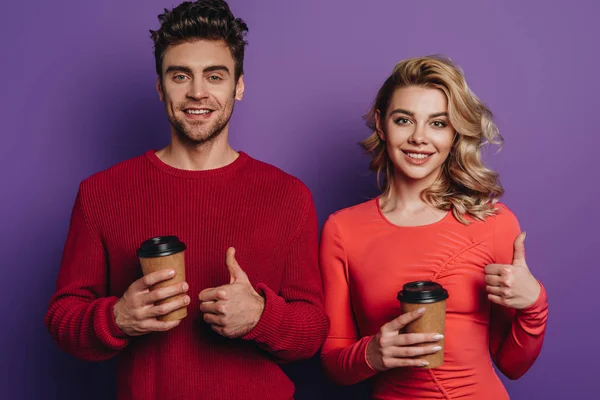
320, 199, 548, 400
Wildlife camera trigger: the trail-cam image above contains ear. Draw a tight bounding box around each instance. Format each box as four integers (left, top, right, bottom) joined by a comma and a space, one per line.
375, 110, 385, 141
156, 78, 164, 102
235, 74, 245, 101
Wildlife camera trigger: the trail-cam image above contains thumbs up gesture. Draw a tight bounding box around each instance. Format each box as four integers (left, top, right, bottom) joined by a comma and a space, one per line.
199, 248, 265, 338
484, 232, 541, 309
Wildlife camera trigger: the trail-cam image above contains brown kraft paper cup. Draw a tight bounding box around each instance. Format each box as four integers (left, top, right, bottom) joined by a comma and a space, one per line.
137, 236, 187, 322
398, 281, 449, 369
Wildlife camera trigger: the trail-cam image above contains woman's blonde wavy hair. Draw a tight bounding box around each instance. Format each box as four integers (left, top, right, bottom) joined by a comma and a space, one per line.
361, 55, 504, 224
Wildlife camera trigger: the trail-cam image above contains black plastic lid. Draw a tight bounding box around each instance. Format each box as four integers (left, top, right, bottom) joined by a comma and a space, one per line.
397, 281, 449, 304
137, 236, 186, 258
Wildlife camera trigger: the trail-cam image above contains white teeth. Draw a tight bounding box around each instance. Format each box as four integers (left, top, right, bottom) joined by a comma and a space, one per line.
185, 109, 211, 115
406, 153, 430, 159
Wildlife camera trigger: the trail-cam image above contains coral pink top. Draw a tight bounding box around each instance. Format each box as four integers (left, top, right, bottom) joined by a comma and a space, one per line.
320, 199, 548, 399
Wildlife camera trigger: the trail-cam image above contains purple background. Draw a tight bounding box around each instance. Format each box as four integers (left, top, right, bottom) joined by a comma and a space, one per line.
2, 0, 598, 398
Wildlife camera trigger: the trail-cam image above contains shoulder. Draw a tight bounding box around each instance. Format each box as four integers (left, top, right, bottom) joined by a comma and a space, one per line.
459, 202, 520, 232
324, 199, 377, 231
489, 202, 520, 232
79, 153, 148, 196
329, 199, 376, 220
243, 153, 314, 203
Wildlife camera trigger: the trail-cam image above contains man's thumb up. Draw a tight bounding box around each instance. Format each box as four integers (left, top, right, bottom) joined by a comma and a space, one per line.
226, 247, 249, 284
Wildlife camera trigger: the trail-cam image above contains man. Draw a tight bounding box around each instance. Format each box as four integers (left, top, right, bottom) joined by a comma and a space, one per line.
44, 1, 329, 399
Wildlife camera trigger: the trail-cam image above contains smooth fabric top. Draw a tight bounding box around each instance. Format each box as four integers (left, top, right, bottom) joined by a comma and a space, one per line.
320, 199, 548, 400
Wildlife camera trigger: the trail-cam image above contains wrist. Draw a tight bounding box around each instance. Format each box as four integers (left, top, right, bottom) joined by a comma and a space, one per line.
251, 293, 265, 329
113, 298, 122, 325
112, 298, 128, 334
366, 335, 382, 372
521, 280, 542, 310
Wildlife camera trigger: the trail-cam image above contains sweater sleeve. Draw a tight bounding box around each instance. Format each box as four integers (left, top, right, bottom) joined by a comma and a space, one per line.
242, 190, 329, 361
44, 183, 129, 360
489, 205, 549, 379
319, 215, 377, 385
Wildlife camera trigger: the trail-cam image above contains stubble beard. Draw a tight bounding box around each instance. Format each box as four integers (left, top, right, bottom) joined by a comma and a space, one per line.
166, 90, 236, 147
169, 102, 235, 147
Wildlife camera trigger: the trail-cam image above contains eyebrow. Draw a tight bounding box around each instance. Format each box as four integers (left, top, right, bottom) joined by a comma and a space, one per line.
203, 65, 230, 75
389, 109, 448, 118
164, 65, 231, 76
165, 65, 194, 75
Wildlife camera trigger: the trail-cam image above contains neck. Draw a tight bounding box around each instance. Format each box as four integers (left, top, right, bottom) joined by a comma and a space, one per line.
382, 171, 440, 213
156, 127, 238, 171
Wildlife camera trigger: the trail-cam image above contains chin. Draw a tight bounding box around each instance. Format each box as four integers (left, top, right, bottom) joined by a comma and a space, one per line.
395, 165, 440, 182
405, 173, 434, 181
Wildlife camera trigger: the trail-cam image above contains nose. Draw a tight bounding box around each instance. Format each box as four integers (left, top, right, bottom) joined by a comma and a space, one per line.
408, 122, 428, 145
186, 78, 209, 101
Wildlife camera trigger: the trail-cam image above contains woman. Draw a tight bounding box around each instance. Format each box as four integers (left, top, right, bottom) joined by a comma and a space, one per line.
319, 56, 548, 399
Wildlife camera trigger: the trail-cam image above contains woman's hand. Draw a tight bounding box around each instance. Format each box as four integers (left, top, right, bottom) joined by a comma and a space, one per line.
366, 307, 444, 370
485, 232, 541, 310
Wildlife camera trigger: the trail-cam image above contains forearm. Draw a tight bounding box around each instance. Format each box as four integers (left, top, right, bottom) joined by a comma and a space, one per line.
494, 283, 549, 379
321, 336, 377, 385
45, 290, 129, 361
242, 284, 329, 360
45, 185, 131, 360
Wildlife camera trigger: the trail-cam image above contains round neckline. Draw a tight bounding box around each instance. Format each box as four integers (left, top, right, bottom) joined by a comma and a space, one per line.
144, 149, 249, 179
374, 197, 454, 229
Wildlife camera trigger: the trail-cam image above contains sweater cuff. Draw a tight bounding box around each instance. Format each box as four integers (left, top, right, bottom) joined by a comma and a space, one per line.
361, 336, 378, 375
242, 283, 285, 344
95, 297, 130, 346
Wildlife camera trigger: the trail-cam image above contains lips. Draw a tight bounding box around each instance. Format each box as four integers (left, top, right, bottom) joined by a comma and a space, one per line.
402, 149, 433, 157
184, 108, 213, 115
401, 150, 434, 165
182, 107, 215, 120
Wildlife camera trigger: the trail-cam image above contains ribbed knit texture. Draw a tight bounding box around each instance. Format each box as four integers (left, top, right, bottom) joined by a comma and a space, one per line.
320, 199, 548, 400
45, 150, 329, 400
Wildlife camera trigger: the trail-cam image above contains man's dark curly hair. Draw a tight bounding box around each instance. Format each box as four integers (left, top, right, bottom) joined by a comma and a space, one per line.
150, 0, 248, 80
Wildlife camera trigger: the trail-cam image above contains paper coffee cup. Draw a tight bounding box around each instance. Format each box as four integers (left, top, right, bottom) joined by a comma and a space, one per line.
137, 236, 187, 322
398, 281, 449, 368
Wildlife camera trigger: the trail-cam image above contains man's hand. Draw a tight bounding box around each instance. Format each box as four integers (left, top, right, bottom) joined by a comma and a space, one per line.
113, 269, 190, 336
199, 248, 265, 338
